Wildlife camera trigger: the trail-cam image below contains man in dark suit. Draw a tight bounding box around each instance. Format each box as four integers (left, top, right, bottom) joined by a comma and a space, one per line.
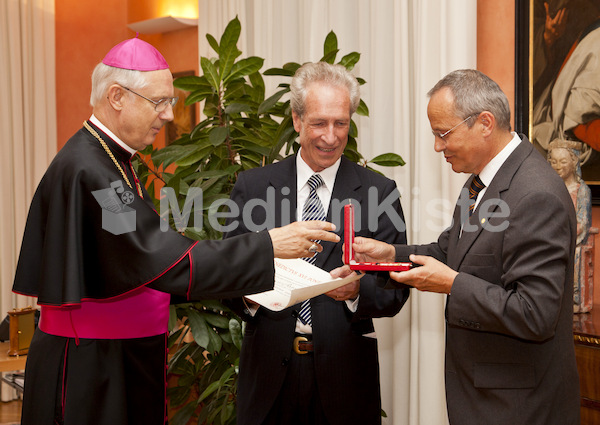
223, 62, 409, 425
348, 69, 580, 425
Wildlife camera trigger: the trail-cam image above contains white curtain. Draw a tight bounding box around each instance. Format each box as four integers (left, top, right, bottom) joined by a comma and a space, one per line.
0, 0, 55, 402
0, 0, 55, 319
198, 0, 476, 423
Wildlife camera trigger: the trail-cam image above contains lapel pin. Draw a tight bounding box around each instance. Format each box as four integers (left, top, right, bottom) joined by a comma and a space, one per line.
481, 218, 486, 224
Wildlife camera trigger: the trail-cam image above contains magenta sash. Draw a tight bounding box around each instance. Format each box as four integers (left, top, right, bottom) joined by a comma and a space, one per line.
39, 286, 170, 339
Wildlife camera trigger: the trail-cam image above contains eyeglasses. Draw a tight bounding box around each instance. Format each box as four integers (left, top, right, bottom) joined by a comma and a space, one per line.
431, 114, 476, 140
121, 86, 178, 112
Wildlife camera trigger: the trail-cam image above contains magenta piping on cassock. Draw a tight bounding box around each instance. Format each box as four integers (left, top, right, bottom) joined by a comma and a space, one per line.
186, 251, 193, 300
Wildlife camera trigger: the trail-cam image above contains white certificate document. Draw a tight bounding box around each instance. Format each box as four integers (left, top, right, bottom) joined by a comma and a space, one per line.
246, 258, 363, 311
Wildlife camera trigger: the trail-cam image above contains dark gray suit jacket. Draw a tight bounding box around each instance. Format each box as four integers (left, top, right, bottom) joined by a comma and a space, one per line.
224, 155, 409, 425
395, 136, 580, 425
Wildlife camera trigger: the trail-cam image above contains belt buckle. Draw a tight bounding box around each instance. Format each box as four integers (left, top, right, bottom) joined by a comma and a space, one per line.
293, 336, 309, 355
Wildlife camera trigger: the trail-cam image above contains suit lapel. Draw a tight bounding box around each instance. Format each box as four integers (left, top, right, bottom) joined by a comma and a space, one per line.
450, 137, 533, 269
270, 156, 297, 227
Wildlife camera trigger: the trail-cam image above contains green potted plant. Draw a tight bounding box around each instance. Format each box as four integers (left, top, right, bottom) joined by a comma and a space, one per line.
135, 17, 405, 425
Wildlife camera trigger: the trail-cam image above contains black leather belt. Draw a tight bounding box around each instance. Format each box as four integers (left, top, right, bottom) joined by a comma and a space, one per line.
293, 334, 314, 355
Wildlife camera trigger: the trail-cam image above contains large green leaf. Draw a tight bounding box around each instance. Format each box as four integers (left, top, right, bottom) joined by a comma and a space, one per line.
248, 71, 265, 93
186, 309, 210, 348
219, 17, 243, 79
202, 311, 230, 329
176, 145, 214, 167
201, 300, 229, 311
185, 87, 216, 105
225, 57, 265, 83
320, 49, 339, 64
198, 381, 220, 404
262, 67, 295, 77
323, 30, 338, 57
184, 227, 208, 241
209, 127, 229, 146
349, 120, 358, 138
152, 145, 198, 168
190, 176, 220, 191
369, 152, 406, 167
218, 366, 236, 387
246, 83, 266, 105
168, 305, 179, 331
223, 85, 247, 103
224, 103, 253, 114
229, 319, 243, 350
283, 62, 302, 73
167, 342, 198, 374
231, 139, 271, 156
221, 401, 235, 423
195, 168, 239, 180
169, 400, 197, 425
174, 75, 208, 91
356, 98, 370, 116
258, 88, 289, 114
167, 384, 192, 408
206, 326, 223, 353
339, 52, 360, 70
202, 57, 221, 91
206, 33, 219, 55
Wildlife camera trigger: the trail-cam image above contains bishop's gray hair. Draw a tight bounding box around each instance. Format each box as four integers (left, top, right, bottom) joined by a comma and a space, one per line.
90, 63, 149, 107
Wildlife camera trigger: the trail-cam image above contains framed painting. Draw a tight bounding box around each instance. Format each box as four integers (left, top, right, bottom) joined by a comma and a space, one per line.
515, 0, 600, 202
165, 70, 197, 146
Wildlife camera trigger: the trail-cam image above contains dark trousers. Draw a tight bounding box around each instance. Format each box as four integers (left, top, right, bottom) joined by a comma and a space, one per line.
261, 350, 329, 425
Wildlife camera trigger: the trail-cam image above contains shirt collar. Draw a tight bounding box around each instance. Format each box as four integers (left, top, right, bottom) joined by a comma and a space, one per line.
296, 148, 341, 193
478, 132, 522, 187
89, 114, 137, 157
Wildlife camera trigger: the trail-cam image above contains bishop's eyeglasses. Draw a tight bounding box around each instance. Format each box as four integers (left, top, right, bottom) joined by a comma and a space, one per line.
121, 86, 178, 112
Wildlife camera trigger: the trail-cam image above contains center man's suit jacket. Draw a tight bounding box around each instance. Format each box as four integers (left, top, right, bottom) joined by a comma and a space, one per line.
224, 155, 410, 425
395, 137, 580, 425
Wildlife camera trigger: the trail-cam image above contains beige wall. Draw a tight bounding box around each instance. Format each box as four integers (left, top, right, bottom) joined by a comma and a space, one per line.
55, 0, 198, 150
477, 0, 515, 128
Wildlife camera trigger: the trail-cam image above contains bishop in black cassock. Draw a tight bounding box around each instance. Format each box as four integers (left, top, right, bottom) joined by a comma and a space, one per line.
12, 36, 337, 425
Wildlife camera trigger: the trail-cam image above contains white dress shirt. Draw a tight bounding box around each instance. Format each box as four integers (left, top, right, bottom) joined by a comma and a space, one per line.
474, 132, 522, 209
294, 150, 359, 334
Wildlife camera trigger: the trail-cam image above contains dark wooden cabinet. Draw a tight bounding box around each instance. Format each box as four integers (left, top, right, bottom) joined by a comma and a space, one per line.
574, 308, 600, 424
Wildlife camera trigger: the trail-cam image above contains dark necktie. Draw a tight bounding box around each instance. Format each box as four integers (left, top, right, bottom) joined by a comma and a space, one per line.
468, 175, 485, 216
298, 174, 326, 326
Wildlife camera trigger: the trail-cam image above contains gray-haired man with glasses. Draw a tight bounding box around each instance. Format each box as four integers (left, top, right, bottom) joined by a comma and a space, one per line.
343, 69, 580, 425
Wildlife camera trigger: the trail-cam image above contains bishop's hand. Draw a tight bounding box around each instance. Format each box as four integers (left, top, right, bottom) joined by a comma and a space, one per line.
268, 220, 339, 259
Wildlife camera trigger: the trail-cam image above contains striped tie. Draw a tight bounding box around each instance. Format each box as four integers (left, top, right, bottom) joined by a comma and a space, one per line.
298, 174, 326, 326
468, 175, 485, 216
